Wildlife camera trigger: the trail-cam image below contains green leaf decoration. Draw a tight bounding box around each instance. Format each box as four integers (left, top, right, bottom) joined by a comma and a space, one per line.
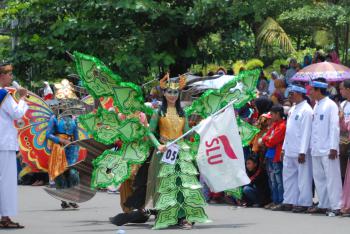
91, 150, 130, 189
120, 141, 150, 164
237, 117, 260, 146
155, 189, 179, 210
157, 174, 177, 193
153, 205, 180, 230
181, 188, 206, 207
225, 187, 243, 199
218, 77, 238, 93
180, 174, 202, 189
74, 52, 152, 115
79, 108, 148, 145
178, 150, 194, 162
158, 164, 176, 177
74, 51, 122, 98
90, 143, 150, 189
177, 161, 198, 175
186, 91, 224, 118
177, 140, 191, 152
111, 82, 152, 115
183, 205, 209, 224
185, 69, 260, 118
231, 89, 253, 109
240, 70, 260, 93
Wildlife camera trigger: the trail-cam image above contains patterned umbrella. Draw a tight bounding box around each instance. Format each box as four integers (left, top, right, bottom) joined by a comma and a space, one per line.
291, 61, 350, 82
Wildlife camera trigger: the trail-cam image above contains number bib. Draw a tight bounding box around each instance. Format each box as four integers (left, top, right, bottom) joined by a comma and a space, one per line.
161, 144, 179, 165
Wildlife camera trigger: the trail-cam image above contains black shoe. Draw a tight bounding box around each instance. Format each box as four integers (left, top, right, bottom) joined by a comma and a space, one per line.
271, 204, 293, 211
307, 206, 327, 214
292, 206, 308, 213
110, 210, 150, 226
61, 201, 70, 209
147, 209, 158, 217
69, 203, 79, 209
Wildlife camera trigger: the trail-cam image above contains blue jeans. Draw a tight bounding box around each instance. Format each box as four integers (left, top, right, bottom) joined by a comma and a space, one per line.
200, 175, 210, 202
243, 185, 258, 205
266, 159, 284, 204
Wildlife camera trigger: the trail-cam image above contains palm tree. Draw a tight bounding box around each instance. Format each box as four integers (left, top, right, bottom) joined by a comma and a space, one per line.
257, 17, 295, 54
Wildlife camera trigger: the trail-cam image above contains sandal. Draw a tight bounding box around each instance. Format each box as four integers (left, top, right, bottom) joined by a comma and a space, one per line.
0, 220, 24, 229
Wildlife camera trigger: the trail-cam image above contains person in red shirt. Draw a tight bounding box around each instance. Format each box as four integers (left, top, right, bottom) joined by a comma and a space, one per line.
262, 105, 286, 209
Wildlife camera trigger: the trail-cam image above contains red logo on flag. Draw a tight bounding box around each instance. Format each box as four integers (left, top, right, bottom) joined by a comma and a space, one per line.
205, 135, 237, 165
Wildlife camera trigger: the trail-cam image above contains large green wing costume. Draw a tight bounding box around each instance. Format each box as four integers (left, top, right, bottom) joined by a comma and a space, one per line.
185, 69, 260, 146
75, 51, 152, 189
74, 52, 259, 189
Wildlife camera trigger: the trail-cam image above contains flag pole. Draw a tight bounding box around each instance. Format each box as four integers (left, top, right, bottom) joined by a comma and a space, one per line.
165, 98, 238, 147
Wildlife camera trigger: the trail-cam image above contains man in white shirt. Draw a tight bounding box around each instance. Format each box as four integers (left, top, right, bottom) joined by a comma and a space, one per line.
268, 71, 279, 96
278, 85, 313, 213
0, 63, 28, 229
308, 78, 342, 216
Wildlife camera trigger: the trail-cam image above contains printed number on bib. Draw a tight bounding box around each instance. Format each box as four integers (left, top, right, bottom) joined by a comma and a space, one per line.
161, 144, 179, 165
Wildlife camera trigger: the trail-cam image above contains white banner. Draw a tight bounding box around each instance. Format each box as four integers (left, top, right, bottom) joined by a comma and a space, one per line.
195, 105, 250, 192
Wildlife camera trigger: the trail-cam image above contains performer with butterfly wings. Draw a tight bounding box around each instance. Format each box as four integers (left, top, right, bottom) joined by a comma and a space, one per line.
46, 103, 81, 209
14, 78, 90, 209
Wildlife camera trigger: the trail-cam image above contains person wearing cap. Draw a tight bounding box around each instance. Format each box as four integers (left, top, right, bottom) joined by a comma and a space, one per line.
272, 84, 313, 212
0, 63, 28, 229
250, 113, 272, 164
262, 105, 286, 210
308, 77, 342, 216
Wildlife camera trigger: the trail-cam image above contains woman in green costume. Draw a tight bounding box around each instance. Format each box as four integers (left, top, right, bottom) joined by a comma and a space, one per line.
146, 73, 209, 230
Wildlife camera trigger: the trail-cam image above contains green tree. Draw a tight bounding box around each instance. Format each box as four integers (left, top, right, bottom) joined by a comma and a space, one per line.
0, 0, 252, 83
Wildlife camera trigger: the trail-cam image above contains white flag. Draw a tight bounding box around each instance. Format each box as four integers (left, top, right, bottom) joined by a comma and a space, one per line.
195, 105, 250, 192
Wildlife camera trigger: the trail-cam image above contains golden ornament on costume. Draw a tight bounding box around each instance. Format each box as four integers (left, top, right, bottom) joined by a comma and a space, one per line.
159, 73, 187, 90
54, 79, 78, 100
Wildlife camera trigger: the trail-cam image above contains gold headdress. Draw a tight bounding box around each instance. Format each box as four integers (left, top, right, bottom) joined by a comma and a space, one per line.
159, 73, 187, 90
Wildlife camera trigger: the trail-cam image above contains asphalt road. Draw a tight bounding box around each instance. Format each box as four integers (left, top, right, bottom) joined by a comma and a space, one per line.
7, 186, 350, 234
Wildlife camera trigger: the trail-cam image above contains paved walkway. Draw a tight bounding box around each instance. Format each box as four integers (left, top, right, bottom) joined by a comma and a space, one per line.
7, 186, 350, 234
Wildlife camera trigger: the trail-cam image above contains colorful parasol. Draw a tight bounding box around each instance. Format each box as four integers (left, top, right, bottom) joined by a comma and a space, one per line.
291, 61, 350, 82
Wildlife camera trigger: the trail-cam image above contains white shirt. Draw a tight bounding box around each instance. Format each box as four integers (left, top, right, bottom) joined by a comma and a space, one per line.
282, 100, 313, 157
268, 79, 275, 96
310, 96, 339, 157
0, 90, 28, 151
